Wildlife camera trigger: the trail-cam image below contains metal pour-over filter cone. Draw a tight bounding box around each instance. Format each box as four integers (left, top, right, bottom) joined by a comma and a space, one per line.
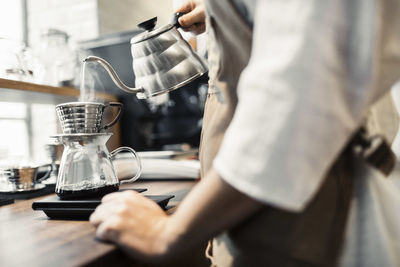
55, 102, 123, 134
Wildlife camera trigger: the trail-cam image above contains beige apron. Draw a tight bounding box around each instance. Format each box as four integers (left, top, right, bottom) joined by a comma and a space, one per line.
199, 0, 252, 178
200, 0, 354, 266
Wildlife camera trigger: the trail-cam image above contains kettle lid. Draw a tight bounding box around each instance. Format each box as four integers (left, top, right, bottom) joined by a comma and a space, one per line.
130, 17, 174, 44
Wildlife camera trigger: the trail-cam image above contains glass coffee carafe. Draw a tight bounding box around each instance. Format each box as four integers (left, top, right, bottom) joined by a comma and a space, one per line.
53, 133, 141, 199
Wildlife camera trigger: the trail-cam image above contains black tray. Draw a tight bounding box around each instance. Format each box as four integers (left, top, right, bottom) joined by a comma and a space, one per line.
0, 184, 56, 200
0, 198, 14, 206
32, 193, 174, 220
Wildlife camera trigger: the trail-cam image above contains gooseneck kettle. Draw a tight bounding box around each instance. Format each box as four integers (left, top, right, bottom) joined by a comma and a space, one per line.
84, 13, 208, 99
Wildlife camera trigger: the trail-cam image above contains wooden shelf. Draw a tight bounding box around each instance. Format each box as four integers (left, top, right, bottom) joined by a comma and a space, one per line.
0, 78, 118, 102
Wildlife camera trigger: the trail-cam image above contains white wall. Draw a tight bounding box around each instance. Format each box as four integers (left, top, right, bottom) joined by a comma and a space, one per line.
26, 0, 173, 47
98, 0, 173, 35
27, 0, 99, 46
0, 0, 24, 41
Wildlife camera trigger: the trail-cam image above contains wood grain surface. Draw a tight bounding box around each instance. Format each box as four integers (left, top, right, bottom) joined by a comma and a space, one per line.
0, 180, 197, 267
0, 78, 117, 101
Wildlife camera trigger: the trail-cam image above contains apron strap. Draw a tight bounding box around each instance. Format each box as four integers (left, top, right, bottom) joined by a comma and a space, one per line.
351, 126, 396, 176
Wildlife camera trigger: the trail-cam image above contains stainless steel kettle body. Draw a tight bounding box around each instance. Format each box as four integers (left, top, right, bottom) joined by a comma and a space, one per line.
84, 14, 208, 99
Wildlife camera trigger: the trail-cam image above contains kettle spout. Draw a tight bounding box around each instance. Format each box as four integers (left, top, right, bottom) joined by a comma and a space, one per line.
83, 56, 145, 95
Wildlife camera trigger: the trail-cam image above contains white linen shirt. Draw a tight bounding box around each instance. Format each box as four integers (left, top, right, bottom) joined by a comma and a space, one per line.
213, 0, 400, 212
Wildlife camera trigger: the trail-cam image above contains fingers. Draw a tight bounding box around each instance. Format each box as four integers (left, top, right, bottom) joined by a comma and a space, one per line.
173, 0, 205, 34
180, 23, 206, 35
178, 7, 205, 29
95, 217, 122, 241
90, 190, 155, 228
90, 191, 132, 226
175, 1, 194, 14
89, 190, 171, 260
89, 200, 116, 226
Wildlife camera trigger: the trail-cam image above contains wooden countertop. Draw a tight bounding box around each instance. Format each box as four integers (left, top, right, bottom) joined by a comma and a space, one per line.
0, 180, 197, 267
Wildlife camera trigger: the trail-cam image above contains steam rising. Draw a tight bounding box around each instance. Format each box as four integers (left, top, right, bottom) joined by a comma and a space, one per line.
79, 62, 105, 103
79, 59, 171, 111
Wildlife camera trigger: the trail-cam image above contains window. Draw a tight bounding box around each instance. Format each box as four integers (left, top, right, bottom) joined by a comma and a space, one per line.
0, 0, 24, 41
0, 101, 57, 167
0, 0, 64, 165
0, 102, 29, 165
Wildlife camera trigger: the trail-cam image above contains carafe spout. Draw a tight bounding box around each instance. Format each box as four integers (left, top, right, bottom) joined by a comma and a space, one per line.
83, 56, 145, 95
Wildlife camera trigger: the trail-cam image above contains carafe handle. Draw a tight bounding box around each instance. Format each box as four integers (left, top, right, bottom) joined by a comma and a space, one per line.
110, 147, 142, 184
101, 102, 123, 131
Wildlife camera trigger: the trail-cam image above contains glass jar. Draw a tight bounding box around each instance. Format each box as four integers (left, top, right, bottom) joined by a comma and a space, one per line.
0, 38, 33, 82
34, 29, 77, 87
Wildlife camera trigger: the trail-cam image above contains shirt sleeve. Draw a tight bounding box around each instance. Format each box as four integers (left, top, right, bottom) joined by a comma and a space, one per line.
213, 0, 381, 212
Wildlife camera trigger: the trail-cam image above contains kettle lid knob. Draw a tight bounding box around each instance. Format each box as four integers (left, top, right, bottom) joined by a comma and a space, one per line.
137, 17, 158, 31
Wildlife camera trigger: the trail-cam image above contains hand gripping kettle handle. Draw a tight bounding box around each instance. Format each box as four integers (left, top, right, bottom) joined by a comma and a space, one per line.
171, 12, 185, 28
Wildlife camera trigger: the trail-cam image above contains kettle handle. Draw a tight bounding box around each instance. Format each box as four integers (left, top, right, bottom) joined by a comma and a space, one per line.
83, 56, 145, 95
111, 147, 142, 184
171, 12, 185, 28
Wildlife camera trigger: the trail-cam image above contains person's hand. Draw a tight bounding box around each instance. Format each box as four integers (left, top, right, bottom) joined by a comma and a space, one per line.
175, 0, 206, 35
89, 191, 174, 263
89, 169, 262, 264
